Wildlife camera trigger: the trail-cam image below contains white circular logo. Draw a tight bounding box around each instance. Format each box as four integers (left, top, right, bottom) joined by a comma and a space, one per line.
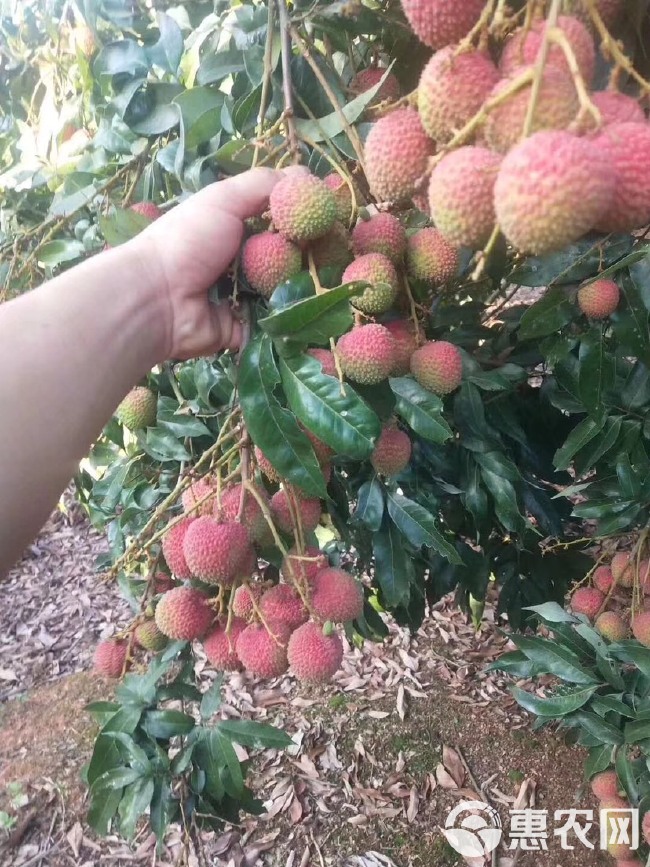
443, 800, 503, 858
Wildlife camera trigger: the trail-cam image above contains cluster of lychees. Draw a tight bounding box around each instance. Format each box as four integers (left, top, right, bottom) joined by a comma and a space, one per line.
591, 769, 650, 863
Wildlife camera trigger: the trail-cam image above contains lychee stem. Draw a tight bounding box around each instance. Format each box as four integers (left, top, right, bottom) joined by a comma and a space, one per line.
456, 0, 495, 53
276, 0, 300, 161
521, 0, 561, 138
585, 0, 650, 94
547, 28, 600, 128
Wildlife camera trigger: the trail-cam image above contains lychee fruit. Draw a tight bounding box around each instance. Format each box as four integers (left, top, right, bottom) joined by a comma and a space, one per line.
270, 489, 321, 535
642, 811, 650, 846
203, 618, 247, 671
153, 573, 176, 594
591, 770, 620, 800
593, 122, 650, 233
570, 586, 605, 621
364, 108, 434, 202
371, 423, 412, 476
302, 425, 334, 466
400, 0, 485, 50
181, 479, 216, 517
578, 90, 645, 132
94, 638, 128, 678
612, 552, 633, 587
410, 340, 463, 395
281, 545, 328, 588
115, 386, 156, 430
351, 213, 407, 263
310, 221, 353, 271
484, 67, 579, 154
500, 15, 596, 85
155, 587, 213, 640
406, 228, 458, 286
577, 279, 620, 319
241, 231, 302, 298
343, 253, 399, 315
601, 795, 630, 811
307, 348, 337, 378
134, 620, 168, 651
162, 517, 195, 580
336, 324, 396, 385
607, 840, 637, 862
632, 610, 650, 647
494, 130, 614, 254
260, 583, 309, 630
217, 483, 271, 545
183, 518, 253, 585
236, 621, 291, 678
311, 567, 364, 623
349, 68, 401, 105
418, 48, 500, 144
232, 583, 264, 621
288, 621, 344, 683
255, 446, 281, 483
593, 565, 614, 594
428, 147, 501, 249
270, 173, 337, 242
595, 611, 628, 641
129, 201, 162, 221
384, 319, 419, 376
322, 173, 360, 224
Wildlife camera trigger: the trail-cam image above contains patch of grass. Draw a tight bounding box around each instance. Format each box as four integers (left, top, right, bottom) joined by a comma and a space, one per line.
328, 694, 348, 710
508, 769, 525, 785
430, 835, 460, 865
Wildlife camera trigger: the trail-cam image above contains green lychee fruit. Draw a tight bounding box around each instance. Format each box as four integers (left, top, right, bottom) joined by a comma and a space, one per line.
494, 130, 614, 254
570, 586, 605, 621
632, 610, 650, 647
203, 618, 246, 671
593, 122, 650, 233
154, 586, 213, 640
260, 584, 309, 630
270, 173, 337, 242
500, 15, 596, 85
577, 279, 620, 319
428, 147, 501, 249
418, 47, 499, 144
288, 621, 344, 683
371, 423, 412, 476
94, 638, 128, 678
162, 517, 195, 580
336, 324, 396, 385
322, 173, 360, 225
129, 201, 162, 221
280, 545, 328, 588
240, 231, 302, 298
410, 340, 462, 395
399, 0, 485, 50
183, 518, 254, 586
311, 567, 364, 623
364, 108, 434, 202
236, 621, 291, 678
134, 620, 168, 651
406, 228, 458, 286
343, 253, 399, 315
307, 348, 337, 377
115, 386, 157, 430
384, 319, 419, 376
351, 213, 407, 263
595, 611, 628, 641
591, 769, 620, 801
270, 489, 321, 535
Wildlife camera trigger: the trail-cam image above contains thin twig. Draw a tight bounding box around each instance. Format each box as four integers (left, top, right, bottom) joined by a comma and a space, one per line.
276, 0, 300, 160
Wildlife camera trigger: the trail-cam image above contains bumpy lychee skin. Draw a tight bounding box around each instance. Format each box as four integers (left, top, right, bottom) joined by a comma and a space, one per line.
115, 386, 157, 430
154, 587, 213, 640
351, 214, 407, 264
217, 483, 270, 545
400, 0, 485, 50
154, 573, 176, 594
364, 108, 434, 202
371, 424, 412, 476
578, 91, 645, 132
612, 552, 633, 587
406, 228, 458, 286
336, 324, 396, 385
307, 348, 337, 378
350, 68, 401, 104
595, 611, 628, 641
418, 48, 499, 144
236, 621, 291, 678
255, 446, 281, 483
484, 67, 579, 154
577, 279, 620, 319
593, 122, 650, 233
94, 639, 128, 678
134, 620, 168, 651
428, 147, 501, 250
183, 518, 253, 585
322, 173, 359, 224
570, 586, 605, 621
302, 426, 334, 466
310, 221, 353, 271
632, 611, 650, 647
260, 584, 309, 630
241, 231, 302, 298
410, 340, 463, 395
182, 479, 216, 517
343, 253, 399, 315
311, 567, 364, 623
270, 174, 337, 242
281, 545, 328, 588
384, 320, 419, 376
642, 812, 650, 846
232, 584, 264, 621
270, 490, 321, 535
203, 618, 247, 671
500, 15, 596, 85
591, 769, 620, 801
288, 622, 344, 684
494, 130, 614, 255
162, 517, 195, 580
593, 565, 614, 594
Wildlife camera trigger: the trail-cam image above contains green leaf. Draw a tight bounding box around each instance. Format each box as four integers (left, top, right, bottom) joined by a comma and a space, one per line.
615, 748, 639, 802
150, 780, 175, 841
37, 239, 85, 267
87, 786, 121, 836
146, 12, 183, 74
200, 675, 224, 720
239, 333, 327, 497
118, 778, 155, 840
294, 70, 390, 142
354, 478, 385, 531
578, 333, 615, 415
487, 650, 540, 679
569, 711, 624, 745
480, 468, 526, 533
143, 428, 191, 462
94, 39, 149, 77
197, 49, 246, 85
99, 208, 153, 248
524, 603, 579, 624
217, 719, 293, 749
518, 286, 575, 340
510, 235, 633, 287
584, 745, 614, 780
510, 635, 599, 685
142, 710, 195, 739
609, 642, 650, 678
554, 415, 607, 471
279, 353, 380, 459
386, 492, 461, 564
208, 729, 245, 798
389, 378, 453, 444
372, 518, 413, 608
92, 766, 142, 791
510, 684, 598, 717
173, 87, 224, 149
259, 283, 361, 344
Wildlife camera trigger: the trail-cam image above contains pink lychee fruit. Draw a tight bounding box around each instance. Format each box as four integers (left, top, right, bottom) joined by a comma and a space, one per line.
288, 621, 344, 683
94, 638, 128, 678
236, 620, 292, 678
203, 618, 247, 671
311, 567, 364, 623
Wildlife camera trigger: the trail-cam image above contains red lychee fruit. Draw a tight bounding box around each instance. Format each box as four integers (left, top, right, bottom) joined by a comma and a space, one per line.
154, 587, 213, 640
255, 446, 281, 483
406, 228, 458, 286
364, 108, 434, 202
601, 795, 629, 810
343, 253, 399, 315
241, 231, 302, 298
371, 423, 412, 476
181, 479, 216, 517
384, 319, 419, 376
94, 638, 128, 678
400, 0, 485, 50
281, 545, 328, 588
232, 583, 264, 621
428, 146, 501, 250
579, 90, 645, 132
270, 489, 321, 535
418, 48, 499, 144
270, 173, 337, 242
260, 584, 309, 630
302, 425, 334, 465
311, 567, 364, 623
410, 340, 463, 395
593, 122, 650, 233
183, 518, 253, 586
632, 610, 650, 647
310, 221, 353, 270
307, 348, 337, 378
593, 566, 614, 594
595, 611, 628, 641
153, 573, 176, 594
612, 552, 633, 587
116, 385, 157, 430
591, 770, 620, 800
203, 618, 247, 671
570, 586, 605, 621
577, 279, 620, 319
162, 517, 195, 580
500, 15, 596, 85
494, 130, 614, 254
642, 811, 650, 846
322, 173, 359, 225
236, 621, 291, 678
351, 213, 407, 264
336, 324, 396, 385
129, 201, 162, 221
134, 620, 168, 651
349, 68, 401, 104
288, 621, 344, 683
217, 483, 271, 545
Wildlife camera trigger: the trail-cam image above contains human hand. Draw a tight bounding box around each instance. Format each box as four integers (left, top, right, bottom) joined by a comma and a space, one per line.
129, 168, 281, 360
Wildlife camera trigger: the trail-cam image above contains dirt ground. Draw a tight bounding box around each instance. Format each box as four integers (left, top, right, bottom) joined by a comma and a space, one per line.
0, 500, 607, 867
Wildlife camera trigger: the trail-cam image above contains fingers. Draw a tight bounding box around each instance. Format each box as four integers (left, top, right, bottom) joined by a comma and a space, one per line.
170, 168, 282, 227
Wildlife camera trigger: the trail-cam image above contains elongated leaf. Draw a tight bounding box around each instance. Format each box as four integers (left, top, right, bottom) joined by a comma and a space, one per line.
510, 635, 599, 685
142, 709, 195, 739
260, 283, 361, 344
524, 602, 579, 625
569, 711, 624, 745
118, 778, 155, 839
389, 377, 453, 444
386, 492, 461, 564
510, 684, 598, 717
354, 478, 385, 531
372, 518, 413, 608
584, 745, 614, 780
200, 675, 223, 720
518, 286, 575, 340
554, 415, 607, 471
217, 719, 293, 749
92, 766, 142, 791
87, 786, 121, 836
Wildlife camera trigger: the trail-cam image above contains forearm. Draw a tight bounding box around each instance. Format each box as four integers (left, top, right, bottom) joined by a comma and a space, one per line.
0, 238, 167, 576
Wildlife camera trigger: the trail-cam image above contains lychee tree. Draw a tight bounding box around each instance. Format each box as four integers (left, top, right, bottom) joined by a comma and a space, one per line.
6, 0, 650, 855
